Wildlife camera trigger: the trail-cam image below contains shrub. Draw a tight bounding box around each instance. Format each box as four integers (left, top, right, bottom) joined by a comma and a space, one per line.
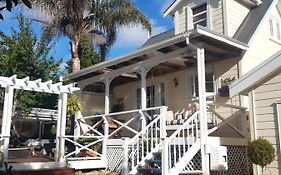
248, 138, 275, 174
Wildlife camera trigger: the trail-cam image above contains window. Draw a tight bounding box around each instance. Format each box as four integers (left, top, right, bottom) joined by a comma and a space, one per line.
192, 4, 207, 28
160, 82, 165, 106
136, 85, 155, 108
190, 73, 214, 98
269, 17, 281, 43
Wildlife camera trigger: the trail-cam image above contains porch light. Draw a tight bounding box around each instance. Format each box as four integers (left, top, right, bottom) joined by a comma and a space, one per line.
174, 78, 179, 87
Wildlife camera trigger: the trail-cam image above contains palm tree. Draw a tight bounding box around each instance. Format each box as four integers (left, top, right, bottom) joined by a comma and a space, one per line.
30, 0, 152, 72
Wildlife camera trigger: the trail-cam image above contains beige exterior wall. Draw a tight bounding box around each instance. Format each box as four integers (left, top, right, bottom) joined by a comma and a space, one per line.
252, 73, 281, 175
240, 6, 281, 75
224, 0, 250, 37
111, 58, 242, 137
80, 92, 111, 116
174, 0, 224, 34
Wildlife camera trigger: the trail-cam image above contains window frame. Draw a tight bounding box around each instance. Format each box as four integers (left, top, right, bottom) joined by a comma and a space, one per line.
192, 3, 208, 28
187, 70, 216, 100
269, 16, 281, 44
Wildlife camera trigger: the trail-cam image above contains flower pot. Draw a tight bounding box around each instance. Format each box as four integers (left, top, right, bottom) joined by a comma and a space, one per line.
218, 85, 229, 97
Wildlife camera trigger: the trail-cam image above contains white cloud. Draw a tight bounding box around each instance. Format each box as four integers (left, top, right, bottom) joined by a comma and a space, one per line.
114, 19, 168, 49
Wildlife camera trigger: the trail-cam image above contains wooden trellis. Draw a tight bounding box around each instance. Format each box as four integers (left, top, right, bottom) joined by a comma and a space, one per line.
0, 75, 79, 168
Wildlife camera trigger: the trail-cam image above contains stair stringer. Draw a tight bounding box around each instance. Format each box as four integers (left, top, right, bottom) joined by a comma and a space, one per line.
170, 140, 201, 175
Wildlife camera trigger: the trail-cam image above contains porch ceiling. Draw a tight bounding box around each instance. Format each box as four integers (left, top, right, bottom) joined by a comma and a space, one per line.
66, 27, 248, 89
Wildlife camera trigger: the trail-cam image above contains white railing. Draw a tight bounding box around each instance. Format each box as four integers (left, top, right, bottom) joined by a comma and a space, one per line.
63, 107, 162, 163
123, 106, 167, 175
162, 111, 201, 174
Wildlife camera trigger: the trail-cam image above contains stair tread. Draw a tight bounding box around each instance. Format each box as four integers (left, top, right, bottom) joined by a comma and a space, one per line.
145, 159, 161, 164
138, 167, 161, 174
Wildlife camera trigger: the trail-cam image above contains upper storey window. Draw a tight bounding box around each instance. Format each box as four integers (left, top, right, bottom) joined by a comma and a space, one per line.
192, 3, 207, 28
269, 16, 281, 43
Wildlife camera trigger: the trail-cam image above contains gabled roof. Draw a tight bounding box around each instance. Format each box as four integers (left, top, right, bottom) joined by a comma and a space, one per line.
234, 0, 276, 44
229, 50, 281, 97
164, 0, 261, 17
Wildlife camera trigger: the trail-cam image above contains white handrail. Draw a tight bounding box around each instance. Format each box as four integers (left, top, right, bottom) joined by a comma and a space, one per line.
124, 106, 167, 174
164, 111, 201, 174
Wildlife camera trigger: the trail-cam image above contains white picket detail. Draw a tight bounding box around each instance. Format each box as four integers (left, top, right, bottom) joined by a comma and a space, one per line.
124, 106, 167, 175
165, 111, 201, 174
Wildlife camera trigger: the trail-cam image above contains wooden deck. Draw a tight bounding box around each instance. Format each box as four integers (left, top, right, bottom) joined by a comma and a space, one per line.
13, 168, 75, 175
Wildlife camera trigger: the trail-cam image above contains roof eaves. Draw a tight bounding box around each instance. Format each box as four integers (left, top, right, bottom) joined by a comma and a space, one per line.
66, 31, 189, 81
192, 26, 249, 50
163, 0, 181, 17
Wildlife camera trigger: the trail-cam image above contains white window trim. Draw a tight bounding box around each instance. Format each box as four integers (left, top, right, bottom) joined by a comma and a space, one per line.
269, 16, 281, 45
186, 68, 216, 101
134, 81, 166, 109
276, 102, 281, 161
190, 2, 210, 29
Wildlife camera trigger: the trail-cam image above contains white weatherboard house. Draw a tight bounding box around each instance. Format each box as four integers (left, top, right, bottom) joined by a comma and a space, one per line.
230, 50, 281, 175
66, 0, 281, 175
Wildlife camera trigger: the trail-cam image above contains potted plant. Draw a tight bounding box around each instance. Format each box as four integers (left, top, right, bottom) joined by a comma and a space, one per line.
248, 138, 275, 175
218, 77, 236, 97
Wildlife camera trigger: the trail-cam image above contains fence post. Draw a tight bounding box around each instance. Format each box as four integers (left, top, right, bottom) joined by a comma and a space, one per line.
102, 115, 109, 162
160, 106, 168, 174
122, 138, 129, 175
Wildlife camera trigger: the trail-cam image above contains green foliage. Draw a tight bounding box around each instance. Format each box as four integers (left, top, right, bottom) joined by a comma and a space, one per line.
0, 0, 31, 20
67, 94, 82, 115
0, 16, 61, 115
31, 0, 152, 71
248, 137, 275, 172
66, 33, 100, 73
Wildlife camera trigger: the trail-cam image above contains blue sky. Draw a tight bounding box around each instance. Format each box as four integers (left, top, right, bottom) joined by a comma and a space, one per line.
0, 0, 175, 69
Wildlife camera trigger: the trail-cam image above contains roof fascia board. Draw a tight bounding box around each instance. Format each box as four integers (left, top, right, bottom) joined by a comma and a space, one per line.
78, 47, 187, 86
164, 0, 181, 17
66, 32, 189, 81
191, 28, 249, 50
248, 0, 278, 45
229, 50, 281, 97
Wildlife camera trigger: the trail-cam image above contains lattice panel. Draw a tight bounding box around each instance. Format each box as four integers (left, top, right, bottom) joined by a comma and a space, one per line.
106, 146, 124, 173
211, 146, 252, 175
184, 151, 202, 171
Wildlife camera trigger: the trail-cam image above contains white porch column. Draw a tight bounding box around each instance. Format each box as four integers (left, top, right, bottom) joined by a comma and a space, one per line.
104, 78, 112, 115
55, 93, 62, 161
1, 86, 14, 161
140, 68, 147, 110
197, 48, 210, 175
58, 93, 68, 163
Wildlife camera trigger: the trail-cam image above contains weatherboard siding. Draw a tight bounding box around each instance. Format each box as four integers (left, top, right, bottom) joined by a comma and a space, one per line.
253, 72, 281, 174
210, 0, 224, 34
225, 0, 250, 37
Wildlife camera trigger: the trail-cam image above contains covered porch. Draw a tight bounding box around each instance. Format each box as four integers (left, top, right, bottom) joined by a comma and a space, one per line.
65, 26, 250, 173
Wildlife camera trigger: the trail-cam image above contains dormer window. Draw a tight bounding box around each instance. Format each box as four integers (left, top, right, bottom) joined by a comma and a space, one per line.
269, 16, 281, 43
192, 3, 207, 28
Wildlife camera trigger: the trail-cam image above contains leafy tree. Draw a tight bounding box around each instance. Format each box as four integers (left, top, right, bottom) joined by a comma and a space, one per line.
66, 32, 100, 73
31, 0, 152, 72
0, 0, 31, 20
248, 137, 276, 174
0, 16, 61, 116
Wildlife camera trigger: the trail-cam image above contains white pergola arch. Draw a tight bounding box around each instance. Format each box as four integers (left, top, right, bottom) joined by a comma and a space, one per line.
0, 75, 79, 165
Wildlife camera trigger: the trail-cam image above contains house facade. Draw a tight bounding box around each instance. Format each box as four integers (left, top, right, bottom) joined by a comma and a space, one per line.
230, 50, 281, 175
65, 0, 281, 174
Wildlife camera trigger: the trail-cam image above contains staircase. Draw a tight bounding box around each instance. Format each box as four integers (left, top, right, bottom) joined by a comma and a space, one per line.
125, 109, 214, 175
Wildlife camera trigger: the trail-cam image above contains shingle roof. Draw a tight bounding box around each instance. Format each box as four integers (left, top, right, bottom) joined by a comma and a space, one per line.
141, 29, 175, 48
